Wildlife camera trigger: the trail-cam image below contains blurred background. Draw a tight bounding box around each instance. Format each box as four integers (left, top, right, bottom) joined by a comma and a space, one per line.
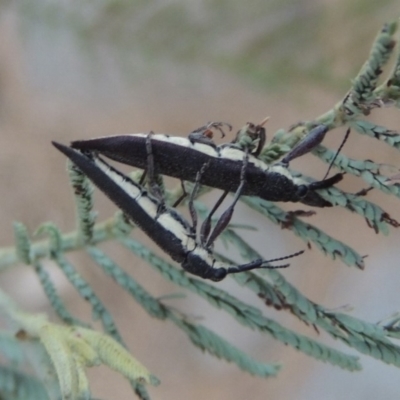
1, 1, 400, 399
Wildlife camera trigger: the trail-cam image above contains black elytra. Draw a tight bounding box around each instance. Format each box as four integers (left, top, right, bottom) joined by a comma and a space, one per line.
71, 125, 342, 208
52, 142, 304, 281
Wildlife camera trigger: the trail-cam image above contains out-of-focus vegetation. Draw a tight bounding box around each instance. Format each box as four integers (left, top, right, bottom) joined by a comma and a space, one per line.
15, 0, 398, 95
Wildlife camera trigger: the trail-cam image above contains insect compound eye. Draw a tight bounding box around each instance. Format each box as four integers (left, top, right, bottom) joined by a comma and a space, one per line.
296, 184, 308, 198
211, 268, 227, 282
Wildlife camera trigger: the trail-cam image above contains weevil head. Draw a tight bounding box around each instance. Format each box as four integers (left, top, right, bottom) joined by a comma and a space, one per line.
182, 249, 228, 281
299, 172, 343, 207
295, 184, 308, 198
207, 259, 230, 281
294, 181, 333, 207
209, 267, 227, 282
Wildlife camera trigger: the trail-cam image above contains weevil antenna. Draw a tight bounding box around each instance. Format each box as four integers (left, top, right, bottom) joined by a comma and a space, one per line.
226, 261, 290, 275
205, 150, 249, 248
261, 249, 305, 265
322, 128, 351, 181
225, 249, 304, 275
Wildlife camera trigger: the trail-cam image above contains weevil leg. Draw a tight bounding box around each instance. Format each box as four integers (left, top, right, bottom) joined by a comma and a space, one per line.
188, 161, 210, 235
234, 117, 269, 155
230, 120, 267, 155
200, 190, 229, 246
281, 125, 328, 166
171, 180, 188, 208
188, 121, 232, 145
206, 121, 232, 139
145, 131, 165, 202
205, 150, 249, 248
187, 159, 230, 243
252, 124, 267, 156
139, 169, 147, 186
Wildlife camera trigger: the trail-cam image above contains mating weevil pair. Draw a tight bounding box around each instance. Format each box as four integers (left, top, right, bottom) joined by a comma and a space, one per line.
53, 141, 303, 281
53, 121, 342, 281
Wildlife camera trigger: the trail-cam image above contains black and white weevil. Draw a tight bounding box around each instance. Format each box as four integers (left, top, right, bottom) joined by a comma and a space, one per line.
70, 123, 342, 208
52, 142, 304, 281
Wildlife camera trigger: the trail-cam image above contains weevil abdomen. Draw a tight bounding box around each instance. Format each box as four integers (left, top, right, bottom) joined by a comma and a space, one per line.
53, 142, 192, 264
